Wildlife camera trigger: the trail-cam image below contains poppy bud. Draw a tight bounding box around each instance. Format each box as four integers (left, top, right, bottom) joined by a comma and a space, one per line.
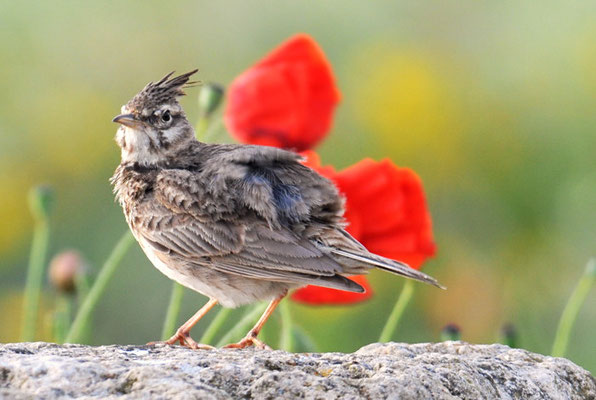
48, 250, 87, 294
28, 185, 54, 220
440, 323, 461, 341
198, 83, 225, 117
500, 323, 518, 348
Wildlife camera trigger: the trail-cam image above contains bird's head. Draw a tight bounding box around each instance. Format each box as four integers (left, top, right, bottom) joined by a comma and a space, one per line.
113, 70, 199, 165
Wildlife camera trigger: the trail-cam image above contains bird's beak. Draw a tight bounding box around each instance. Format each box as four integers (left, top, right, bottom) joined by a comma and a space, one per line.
112, 113, 141, 128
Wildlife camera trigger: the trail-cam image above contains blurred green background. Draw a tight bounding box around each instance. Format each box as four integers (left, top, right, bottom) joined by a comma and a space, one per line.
1, 1, 595, 372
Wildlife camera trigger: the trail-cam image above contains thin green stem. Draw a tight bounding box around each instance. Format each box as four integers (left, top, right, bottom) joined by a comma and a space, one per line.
292, 325, 318, 353
379, 280, 415, 342
202, 118, 224, 143
22, 218, 50, 341
65, 231, 135, 343
52, 294, 73, 344
161, 283, 185, 340
74, 272, 92, 343
258, 316, 273, 346
551, 259, 596, 357
199, 307, 232, 345
75, 271, 91, 303
215, 303, 267, 347
195, 117, 209, 141
279, 300, 293, 352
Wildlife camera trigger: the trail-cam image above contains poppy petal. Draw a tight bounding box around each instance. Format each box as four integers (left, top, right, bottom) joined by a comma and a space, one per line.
291, 275, 373, 305
225, 34, 340, 151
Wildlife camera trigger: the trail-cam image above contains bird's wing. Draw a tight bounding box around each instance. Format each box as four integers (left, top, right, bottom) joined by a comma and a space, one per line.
134, 167, 364, 292
202, 145, 444, 289
314, 227, 445, 289
191, 144, 345, 228
147, 145, 441, 290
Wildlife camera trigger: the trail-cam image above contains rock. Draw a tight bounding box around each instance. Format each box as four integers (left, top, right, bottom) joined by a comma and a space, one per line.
0, 341, 593, 399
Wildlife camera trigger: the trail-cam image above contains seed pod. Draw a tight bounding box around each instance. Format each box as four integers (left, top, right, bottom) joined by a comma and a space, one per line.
48, 250, 87, 294
198, 83, 225, 117
500, 323, 518, 348
440, 323, 461, 341
28, 185, 54, 220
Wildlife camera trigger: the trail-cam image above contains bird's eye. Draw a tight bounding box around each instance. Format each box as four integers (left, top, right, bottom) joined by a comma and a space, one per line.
161, 110, 172, 123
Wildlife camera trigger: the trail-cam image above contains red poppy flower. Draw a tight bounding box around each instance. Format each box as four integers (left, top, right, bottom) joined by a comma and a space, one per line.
290, 275, 373, 304
224, 34, 340, 151
332, 159, 436, 268
291, 152, 436, 305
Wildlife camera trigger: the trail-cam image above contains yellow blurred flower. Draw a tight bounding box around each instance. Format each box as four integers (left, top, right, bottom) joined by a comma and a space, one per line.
346, 44, 464, 176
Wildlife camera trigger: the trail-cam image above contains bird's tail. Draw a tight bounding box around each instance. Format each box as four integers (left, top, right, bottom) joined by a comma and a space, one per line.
330, 248, 446, 289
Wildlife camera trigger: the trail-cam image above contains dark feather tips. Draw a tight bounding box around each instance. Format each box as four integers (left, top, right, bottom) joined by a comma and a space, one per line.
127, 69, 199, 112
148, 69, 199, 96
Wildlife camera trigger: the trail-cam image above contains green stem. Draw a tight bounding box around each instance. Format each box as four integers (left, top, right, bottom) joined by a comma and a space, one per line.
202, 118, 224, 143
53, 294, 73, 344
22, 217, 50, 341
215, 303, 267, 347
279, 300, 293, 352
75, 270, 92, 302
65, 231, 135, 343
74, 272, 92, 343
195, 116, 209, 141
199, 307, 232, 345
161, 283, 185, 340
292, 325, 318, 353
379, 280, 415, 342
551, 259, 596, 357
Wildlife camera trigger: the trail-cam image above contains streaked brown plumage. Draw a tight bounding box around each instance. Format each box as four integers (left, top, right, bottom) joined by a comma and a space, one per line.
111, 70, 443, 349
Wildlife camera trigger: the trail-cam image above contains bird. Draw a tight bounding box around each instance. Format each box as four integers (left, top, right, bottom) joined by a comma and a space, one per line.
110, 70, 444, 350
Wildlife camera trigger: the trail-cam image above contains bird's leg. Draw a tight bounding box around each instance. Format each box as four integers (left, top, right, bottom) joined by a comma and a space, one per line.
224, 292, 286, 350
149, 298, 218, 350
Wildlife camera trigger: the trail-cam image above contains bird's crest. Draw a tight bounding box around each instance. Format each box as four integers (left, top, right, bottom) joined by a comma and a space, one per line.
126, 70, 199, 114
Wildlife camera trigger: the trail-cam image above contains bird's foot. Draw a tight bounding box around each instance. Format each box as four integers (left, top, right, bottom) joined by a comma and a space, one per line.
147, 330, 214, 350
223, 332, 271, 350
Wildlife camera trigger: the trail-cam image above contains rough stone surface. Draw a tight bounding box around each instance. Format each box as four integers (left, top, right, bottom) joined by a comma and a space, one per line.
0, 341, 594, 399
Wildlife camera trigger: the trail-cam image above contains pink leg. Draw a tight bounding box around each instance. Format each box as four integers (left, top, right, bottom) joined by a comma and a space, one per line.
148, 298, 218, 350
223, 293, 286, 349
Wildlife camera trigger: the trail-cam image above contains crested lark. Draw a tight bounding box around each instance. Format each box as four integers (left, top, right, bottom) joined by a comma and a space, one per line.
111, 70, 443, 349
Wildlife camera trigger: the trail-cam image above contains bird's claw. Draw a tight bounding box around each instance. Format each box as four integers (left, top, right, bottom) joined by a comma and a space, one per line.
147, 331, 214, 350
223, 333, 271, 350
